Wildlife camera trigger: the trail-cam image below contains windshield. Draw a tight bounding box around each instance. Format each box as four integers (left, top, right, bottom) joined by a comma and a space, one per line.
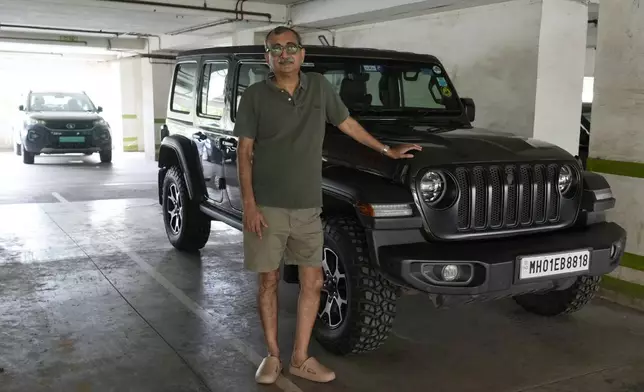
28, 92, 96, 112
236, 56, 463, 118
302, 57, 462, 115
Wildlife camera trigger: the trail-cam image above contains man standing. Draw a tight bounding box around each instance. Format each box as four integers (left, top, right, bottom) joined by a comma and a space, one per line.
233, 26, 422, 384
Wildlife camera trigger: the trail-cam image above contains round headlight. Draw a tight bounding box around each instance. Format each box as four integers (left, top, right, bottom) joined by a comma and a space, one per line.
420, 171, 445, 203
559, 165, 573, 193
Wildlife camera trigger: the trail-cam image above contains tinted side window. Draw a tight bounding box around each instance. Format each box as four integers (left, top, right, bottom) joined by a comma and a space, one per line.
171, 62, 197, 114
235, 63, 270, 112
199, 62, 228, 118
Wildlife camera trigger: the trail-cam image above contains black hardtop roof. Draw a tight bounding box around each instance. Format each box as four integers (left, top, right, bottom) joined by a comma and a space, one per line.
177, 44, 441, 63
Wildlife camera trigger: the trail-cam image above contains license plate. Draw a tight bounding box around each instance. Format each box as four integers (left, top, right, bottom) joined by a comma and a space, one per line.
518, 249, 590, 280
59, 136, 85, 143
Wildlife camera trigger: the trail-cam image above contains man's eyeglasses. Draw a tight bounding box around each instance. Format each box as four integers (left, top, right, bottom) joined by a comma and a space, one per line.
265, 43, 303, 57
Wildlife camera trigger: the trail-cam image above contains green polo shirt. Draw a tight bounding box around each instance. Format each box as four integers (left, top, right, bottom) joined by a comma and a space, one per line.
233, 71, 350, 209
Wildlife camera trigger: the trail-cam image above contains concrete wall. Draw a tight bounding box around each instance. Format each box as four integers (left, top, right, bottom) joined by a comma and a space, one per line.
301, 0, 543, 138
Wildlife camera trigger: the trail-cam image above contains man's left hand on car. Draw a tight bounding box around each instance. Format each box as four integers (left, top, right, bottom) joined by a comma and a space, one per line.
336, 116, 422, 159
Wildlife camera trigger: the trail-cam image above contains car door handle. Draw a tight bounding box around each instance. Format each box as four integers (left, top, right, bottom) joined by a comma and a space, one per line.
193, 131, 207, 141
220, 138, 237, 148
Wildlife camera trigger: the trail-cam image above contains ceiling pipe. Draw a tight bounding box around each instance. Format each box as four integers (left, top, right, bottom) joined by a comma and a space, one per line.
0, 36, 89, 45
166, 19, 236, 35
0, 23, 125, 37
95, 0, 272, 21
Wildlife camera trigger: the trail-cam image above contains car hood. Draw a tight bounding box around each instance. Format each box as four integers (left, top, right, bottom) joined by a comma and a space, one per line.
323, 124, 578, 182
28, 112, 102, 121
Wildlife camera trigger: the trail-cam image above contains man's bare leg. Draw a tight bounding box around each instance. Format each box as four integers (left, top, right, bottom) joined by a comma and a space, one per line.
291, 265, 323, 365
258, 270, 281, 357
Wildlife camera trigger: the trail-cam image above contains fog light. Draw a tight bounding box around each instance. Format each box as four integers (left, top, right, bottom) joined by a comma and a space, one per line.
441, 265, 459, 282
610, 241, 623, 260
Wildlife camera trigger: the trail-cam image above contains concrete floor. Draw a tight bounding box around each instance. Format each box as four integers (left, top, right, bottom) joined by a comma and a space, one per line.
1, 151, 644, 392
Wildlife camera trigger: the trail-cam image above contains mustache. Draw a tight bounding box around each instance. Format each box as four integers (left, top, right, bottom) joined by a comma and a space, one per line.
278, 57, 295, 64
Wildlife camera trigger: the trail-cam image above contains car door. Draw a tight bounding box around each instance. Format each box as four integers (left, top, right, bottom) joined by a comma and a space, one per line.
193, 58, 231, 204
224, 61, 271, 213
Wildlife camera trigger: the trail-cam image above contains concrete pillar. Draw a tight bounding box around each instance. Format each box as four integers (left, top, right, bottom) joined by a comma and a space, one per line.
586, 0, 644, 305
311, 0, 588, 155
141, 58, 174, 161
118, 57, 144, 153
119, 56, 174, 159
532, 0, 588, 155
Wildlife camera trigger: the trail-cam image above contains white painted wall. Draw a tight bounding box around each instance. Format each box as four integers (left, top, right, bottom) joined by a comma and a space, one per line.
302, 0, 544, 138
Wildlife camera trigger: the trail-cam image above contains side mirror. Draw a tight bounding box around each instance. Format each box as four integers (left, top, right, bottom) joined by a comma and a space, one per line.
461, 98, 475, 122
97, 106, 103, 113
160, 124, 169, 140
19, 105, 24, 111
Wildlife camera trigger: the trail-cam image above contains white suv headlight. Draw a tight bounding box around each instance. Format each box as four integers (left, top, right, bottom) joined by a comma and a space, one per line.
94, 119, 109, 127
25, 119, 45, 126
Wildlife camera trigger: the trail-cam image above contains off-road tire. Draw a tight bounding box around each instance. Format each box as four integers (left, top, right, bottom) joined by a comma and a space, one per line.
22, 147, 34, 164
162, 166, 211, 252
100, 150, 112, 163
313, 215, 397, 355
513, 275, 602, 316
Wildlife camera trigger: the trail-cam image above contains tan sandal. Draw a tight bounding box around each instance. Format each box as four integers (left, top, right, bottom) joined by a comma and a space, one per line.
289, 357, 336, 383
255, 356, 282, 384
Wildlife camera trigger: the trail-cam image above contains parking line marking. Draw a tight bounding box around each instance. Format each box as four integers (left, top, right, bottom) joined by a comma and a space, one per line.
50, 197, 304, 392
51, 192, 68, 203
102, 182, 157, 186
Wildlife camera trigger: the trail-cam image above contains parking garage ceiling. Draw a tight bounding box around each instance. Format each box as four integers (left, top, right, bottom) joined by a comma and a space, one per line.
0, 0, 601, 58
0, 0, 299, 37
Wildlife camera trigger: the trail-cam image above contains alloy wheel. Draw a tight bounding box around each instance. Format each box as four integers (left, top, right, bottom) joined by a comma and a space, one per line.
167, 183, 183, 235
318, 247, 348, 329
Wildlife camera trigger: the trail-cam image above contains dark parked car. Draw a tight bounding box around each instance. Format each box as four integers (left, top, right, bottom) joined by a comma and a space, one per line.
13, 91, 113, 164
157, 45, 626, 355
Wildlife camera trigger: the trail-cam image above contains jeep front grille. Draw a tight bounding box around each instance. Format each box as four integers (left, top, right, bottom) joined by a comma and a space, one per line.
454, 163, 562, 232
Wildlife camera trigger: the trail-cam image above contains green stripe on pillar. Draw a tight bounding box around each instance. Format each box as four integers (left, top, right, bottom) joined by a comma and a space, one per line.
601, 276, 644, 299
154, 118, 166, 124
123, 136, 138, 152
622, 253, 644, 272
587, 158, 644, 179
122, 114, 138, 120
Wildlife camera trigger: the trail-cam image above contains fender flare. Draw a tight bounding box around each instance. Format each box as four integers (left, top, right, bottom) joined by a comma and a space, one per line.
321, 165, 420, 229
581, 171, 616, 212
158, 134, 207, 203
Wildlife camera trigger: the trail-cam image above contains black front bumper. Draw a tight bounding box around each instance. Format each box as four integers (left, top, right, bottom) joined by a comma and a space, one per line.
374, 221, 626, 300
22, 126, 112, 154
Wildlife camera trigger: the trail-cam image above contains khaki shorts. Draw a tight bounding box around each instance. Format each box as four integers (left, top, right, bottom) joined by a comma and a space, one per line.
243, 206, 323, 273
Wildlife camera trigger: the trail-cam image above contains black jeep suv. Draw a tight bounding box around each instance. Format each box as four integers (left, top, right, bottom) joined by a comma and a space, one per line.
14, 91, 113, 164
157, 45, 626, 355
